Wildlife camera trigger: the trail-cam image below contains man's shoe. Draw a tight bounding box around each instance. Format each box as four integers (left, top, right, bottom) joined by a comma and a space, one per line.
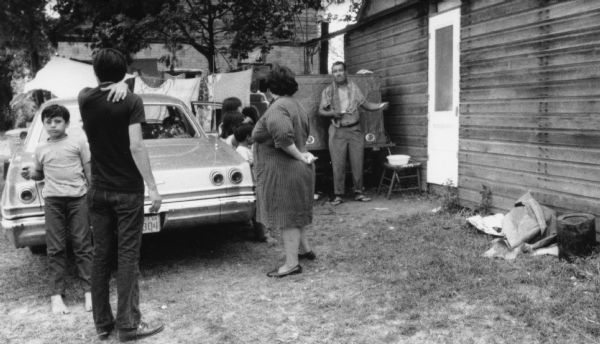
96, 324, 114, 341
354, 194, 371, 202
328, 196, 343, 206
118, 322, 164, 342
298, 251, 316, 260
267, 265, 302, 278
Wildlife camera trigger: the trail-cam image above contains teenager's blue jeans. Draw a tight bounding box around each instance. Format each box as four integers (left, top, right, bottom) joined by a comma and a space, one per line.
88, 188, 145, 331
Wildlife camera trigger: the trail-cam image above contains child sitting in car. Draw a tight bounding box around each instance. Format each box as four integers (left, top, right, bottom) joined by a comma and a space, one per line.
21, 104, 93, 315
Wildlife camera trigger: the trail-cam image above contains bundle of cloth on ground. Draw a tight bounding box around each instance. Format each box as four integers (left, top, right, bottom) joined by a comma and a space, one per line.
467, 192, 558, 260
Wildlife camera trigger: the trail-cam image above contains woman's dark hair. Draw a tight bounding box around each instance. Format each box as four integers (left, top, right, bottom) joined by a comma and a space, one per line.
41, 104, 70, 123
220, 111, 245, 139
233, 123, 254, 143
222, 97, 242, 113
241, 106, 259, 124
92, 48, 128, 83
266, 64, 298, 96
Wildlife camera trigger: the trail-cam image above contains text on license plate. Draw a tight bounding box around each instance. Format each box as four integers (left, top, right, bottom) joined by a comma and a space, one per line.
143, 214, 161, 234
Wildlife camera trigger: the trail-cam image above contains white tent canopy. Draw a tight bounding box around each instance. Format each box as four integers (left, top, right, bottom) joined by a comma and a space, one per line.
23, 57, 132, 98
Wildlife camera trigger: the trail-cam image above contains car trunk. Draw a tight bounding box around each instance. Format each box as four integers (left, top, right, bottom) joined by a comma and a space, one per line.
145, 137, 253, 202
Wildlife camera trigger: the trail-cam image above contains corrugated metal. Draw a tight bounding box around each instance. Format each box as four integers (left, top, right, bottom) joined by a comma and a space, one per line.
460, 0, 600, 215
345, 2, 430, 178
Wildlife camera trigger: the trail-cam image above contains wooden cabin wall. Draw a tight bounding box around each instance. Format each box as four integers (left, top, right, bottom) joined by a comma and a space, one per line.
460, 0, 600, 216
345, 3, 430, 180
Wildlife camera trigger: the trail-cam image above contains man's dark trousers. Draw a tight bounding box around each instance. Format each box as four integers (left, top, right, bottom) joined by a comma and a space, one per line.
89, 188, 145, 332
44, 195, 92, 295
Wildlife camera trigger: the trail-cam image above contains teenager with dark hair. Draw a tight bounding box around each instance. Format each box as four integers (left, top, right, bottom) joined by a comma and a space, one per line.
79, 48, 164, 342
252, 64, 317, 278
222, 97, 242, 113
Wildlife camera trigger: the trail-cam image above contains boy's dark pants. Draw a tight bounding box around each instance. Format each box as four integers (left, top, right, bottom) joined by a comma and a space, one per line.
44, 195, 92, 296
88, 188, 145, 332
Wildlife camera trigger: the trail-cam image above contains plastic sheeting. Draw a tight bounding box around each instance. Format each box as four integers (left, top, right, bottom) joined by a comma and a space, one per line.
206, 68, 253, 106
23, 57, 133, 98
133, 76, 201, 111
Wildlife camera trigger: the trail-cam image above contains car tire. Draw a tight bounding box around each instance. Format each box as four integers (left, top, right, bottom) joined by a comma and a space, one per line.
29, 245, 47, 255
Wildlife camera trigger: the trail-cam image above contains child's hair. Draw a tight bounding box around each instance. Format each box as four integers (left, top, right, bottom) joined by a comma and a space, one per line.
234, 123, 254, 143
222, 97, 242, 113
241, 106, 259, 124
220, 111, 245, 139
41, 104, 70, 123
92, 48, 127, 83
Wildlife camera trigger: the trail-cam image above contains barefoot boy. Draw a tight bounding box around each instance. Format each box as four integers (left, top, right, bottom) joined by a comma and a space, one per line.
21, 104, 93, 314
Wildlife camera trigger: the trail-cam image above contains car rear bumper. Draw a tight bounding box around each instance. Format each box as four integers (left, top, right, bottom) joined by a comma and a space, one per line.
3, 195, 256, 248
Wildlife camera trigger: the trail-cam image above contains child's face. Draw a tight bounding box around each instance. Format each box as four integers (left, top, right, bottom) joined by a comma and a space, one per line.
43, 116, 69, 139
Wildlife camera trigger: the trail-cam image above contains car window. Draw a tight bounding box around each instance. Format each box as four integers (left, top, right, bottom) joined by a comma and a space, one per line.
35, 104, 199, 144
141, 105, 197, 140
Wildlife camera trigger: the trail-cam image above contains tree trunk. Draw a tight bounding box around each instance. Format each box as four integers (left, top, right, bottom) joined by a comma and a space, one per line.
319, 22, 329, 74
30, 49, 41, 75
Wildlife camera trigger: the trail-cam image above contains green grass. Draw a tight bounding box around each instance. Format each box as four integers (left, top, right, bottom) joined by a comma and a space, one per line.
1, 194, 599, 343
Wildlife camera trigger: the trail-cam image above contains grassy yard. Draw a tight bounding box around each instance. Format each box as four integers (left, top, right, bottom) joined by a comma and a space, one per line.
1, 193, 600, 344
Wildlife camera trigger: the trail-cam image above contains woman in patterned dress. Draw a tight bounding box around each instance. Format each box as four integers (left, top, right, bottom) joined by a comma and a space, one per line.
252, 64, 317, 278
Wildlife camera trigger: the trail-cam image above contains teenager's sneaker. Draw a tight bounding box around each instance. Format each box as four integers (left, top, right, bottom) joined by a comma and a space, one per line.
118, 322, 164, 342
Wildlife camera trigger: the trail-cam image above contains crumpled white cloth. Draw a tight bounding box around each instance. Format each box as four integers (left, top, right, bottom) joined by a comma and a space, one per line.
467, 213, 504, 237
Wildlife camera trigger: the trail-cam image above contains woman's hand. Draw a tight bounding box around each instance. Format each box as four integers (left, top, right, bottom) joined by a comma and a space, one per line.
301, 152, 317, 164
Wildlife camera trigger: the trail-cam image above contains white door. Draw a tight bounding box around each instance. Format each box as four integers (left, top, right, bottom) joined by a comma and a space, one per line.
427, 8, 460, 186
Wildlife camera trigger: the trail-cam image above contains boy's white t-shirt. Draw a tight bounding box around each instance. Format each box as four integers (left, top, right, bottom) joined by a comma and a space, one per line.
235, 145, 253, 165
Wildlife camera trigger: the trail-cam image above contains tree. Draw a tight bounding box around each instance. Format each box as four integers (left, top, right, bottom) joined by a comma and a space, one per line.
0, 0, 54, 129
0, 0, 53, 74
54, 0, 347, 73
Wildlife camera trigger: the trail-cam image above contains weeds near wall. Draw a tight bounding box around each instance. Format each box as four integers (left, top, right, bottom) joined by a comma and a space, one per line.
440, 179, 460, 213
477, 184, 492, 215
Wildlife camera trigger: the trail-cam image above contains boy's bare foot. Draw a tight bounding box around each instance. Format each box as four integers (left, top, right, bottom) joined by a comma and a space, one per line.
51, 294, 70, 314
84, 291, 92, 312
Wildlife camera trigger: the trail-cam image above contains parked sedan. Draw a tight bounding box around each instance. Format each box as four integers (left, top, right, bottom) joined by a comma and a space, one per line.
1, 94, 255, 251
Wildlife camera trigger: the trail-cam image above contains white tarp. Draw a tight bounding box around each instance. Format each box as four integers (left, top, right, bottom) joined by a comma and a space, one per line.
206, 68, 253, 106
133, 76, 201, 111
23, 57, 133, 98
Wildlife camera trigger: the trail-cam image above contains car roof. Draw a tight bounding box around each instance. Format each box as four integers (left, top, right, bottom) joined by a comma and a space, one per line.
43, 93, 189, 107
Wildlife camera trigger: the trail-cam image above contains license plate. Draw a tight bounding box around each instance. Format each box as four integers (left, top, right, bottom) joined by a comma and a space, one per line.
143, 214, 161, 234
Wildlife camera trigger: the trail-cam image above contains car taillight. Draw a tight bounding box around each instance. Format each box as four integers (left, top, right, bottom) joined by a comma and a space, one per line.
210, 171, 224, 186
18, 186, 36, 203
229, 169, 243, 184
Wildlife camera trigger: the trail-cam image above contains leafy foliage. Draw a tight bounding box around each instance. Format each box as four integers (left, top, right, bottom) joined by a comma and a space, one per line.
53, 0, 358, 72
440, 179, 461, 213
477, 184, 493, 215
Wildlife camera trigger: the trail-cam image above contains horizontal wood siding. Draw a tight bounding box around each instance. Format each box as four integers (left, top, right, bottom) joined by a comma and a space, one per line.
460, 0, 600, 216
345, 2, 430, 180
